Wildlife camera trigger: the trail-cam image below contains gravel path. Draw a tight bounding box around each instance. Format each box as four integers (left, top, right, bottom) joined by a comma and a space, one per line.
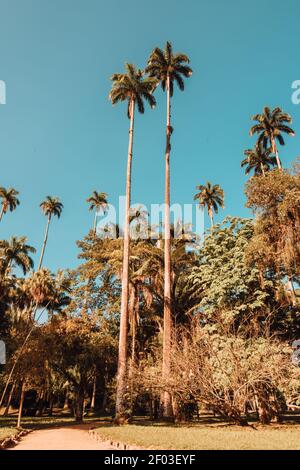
11, 425, 114, 450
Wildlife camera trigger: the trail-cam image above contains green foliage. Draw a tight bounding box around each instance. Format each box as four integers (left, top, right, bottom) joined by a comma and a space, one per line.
194, 182, 224, 224
185, 217, 277, 327
146, 41, 192, 96
40, 196, 63, 219
109, 63, 157, 116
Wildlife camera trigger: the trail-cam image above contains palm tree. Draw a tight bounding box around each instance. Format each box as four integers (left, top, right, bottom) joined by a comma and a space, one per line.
0, 187, 20, 222
109, 63, 157, 421
86, 191, 108, 235
194, 182, 224, 227
129, 205, 149, 240
0, 236, 35, 276
241, 144, 277, 177
146, 42, 192, 417
38, 196, 63, 270
249, 106, 295, 170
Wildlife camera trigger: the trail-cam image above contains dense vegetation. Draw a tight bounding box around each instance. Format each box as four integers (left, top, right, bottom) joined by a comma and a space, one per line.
0, 42, 299, 430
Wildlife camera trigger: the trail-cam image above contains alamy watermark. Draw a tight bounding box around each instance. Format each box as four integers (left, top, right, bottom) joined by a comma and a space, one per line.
95, 196, 205, 241
0, 80, 6, 105
0, 340, 6, 364
291, 81, 300, 105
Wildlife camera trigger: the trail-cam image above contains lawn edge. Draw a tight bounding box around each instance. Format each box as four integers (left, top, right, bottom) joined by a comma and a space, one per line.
89, 427, 146, 450
0, 428, 32, 450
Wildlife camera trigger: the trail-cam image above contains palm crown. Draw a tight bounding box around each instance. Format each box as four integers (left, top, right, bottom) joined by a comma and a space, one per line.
0, 236, 36, 275
194, 182, 224, 226
146, 41, 192, 96
0, 187, 20, 213
249, 107, 295, 169
86, 191, 108, 213
109, 63, 157, 117
241, 144, 277, 176
40, 196, 63, 219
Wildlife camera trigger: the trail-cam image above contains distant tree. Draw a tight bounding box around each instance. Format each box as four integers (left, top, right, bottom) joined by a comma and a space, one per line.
241, 144, 277, 177
194, 182, 224, 227
38, 196, 63, 269
0, 187, 20, 222
0, 236, 35, 275
86, 191, 108, 235
250, 106, 295, 170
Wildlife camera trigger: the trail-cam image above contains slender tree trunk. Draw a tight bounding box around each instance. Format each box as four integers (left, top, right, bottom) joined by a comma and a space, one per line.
4, 259, 12, 277
288, 275, 297, 305
93, 211, 97, 236
0, 204, 5, 222
74, 387, 84, 422
162, 75, 173, 418
271, 134, 282, 170
91, 374, 97, 411
17, 382, 25, 428
209, 210, 214, 228
129, 284, 137, 366
3, 381, 16, 416
260, 163, 266, 177
48, 393, 54, 416
115, 98, 135, 422
38, 214, 51, 270
63, 388, 69, 410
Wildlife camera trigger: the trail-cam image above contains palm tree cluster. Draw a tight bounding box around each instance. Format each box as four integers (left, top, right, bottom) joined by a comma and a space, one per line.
242, 106, 295, 177
109, 42, 194, 419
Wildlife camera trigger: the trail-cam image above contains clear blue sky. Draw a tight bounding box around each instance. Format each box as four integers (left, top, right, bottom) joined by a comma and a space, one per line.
0, 0, 299, 272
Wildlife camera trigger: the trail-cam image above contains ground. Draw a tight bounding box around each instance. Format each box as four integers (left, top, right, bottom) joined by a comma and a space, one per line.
93, 416, 300, 450
12, 424, 114, 450
1, 412, 300, 450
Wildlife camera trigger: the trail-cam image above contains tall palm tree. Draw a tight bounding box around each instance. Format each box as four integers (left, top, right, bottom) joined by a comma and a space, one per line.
38, 196, 63, 270
0, 187, 20, 222
249, 106, 295, 170
0, 236, 35, 276
146, 42, 192, 417
109, 63, 157, 421
241, 144, 277, 177
194, 182, 224, 227
86, 191, 108, 235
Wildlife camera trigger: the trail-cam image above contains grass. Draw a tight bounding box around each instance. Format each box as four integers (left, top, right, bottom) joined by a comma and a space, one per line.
0, 426, 18, 441
94, 416, 300, 450
2, 410, 300, 450
0, 409, 104, 442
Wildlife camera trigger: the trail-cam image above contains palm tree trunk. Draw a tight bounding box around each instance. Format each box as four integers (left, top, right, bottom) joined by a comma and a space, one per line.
0, 204, 5, 222
90, 373, 97, 411
93, 211, 97, 235
2, 381, 16, 416
17, 382, 25, 428
288, 275, 297, 305
115, 98, 135, 422
38, 214, 51, 270
260, 163, 266, 177
209, 210, 214, 227
162, 74, 173, 418
271, 134, 282, 170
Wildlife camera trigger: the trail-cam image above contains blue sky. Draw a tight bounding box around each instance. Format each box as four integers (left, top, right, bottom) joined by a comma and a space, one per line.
0, 0, 299, 272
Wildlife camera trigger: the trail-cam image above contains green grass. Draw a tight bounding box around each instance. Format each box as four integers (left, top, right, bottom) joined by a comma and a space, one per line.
0, 426, 18, 441
0, 410, 104, 437
94, 419, 300, 450
0, 410, 110, 445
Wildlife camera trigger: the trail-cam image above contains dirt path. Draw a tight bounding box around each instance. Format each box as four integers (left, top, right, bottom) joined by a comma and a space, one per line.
11, 425, 114, 450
